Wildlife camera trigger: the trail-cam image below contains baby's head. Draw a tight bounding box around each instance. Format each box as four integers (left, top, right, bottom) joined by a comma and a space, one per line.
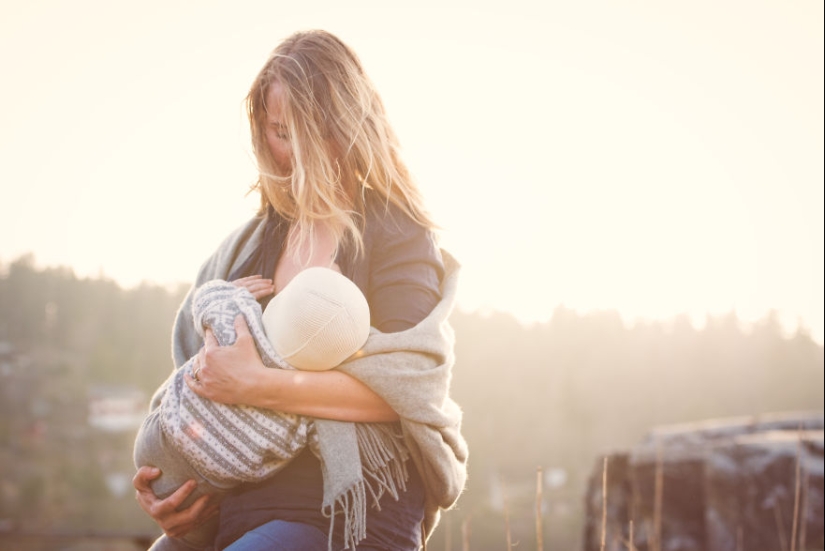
262, 267, 370, 371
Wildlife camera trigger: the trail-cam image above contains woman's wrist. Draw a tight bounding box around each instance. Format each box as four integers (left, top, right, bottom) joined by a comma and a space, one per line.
246, 367, 288, 410
246, 368, 399, 422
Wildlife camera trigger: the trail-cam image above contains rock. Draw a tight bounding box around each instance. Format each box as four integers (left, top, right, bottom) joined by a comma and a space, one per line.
705, 429, 824, 551
582, 411, 824, 551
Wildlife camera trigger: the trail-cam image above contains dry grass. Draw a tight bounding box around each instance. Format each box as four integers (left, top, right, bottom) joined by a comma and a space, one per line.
461, 513, 471, 551
536, 466, 544, 551
497, 429, 813, 551
652, 442, 663, 551
600, 456, 608, 551
502, 476, 514, 551
620, 520, 636, 551
790, 427, 804, 551
443, 514, 452, 551
800, 460, 810, 551
773, 500, 789, 551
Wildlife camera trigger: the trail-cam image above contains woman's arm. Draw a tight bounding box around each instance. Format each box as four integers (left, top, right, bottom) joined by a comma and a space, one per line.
185, 315, 399, 423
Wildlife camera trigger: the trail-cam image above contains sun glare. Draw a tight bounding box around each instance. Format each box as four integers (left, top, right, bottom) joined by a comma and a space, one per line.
0, 1, 822, 344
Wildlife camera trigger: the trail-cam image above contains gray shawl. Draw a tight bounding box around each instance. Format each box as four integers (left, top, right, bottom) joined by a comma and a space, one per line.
167, 216, 468, 546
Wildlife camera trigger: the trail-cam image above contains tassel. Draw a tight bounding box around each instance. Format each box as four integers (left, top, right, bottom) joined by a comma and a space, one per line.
356, 423, 410, 507
324, 479, 367, 550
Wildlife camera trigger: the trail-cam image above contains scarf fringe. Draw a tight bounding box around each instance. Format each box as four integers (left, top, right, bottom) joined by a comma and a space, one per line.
324, 478, 367, 550
322, 423, 411, 549
357, 423, 410, 507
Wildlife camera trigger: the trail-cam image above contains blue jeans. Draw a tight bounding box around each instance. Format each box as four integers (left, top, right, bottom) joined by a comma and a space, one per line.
223, 520, 328, 551
223, 520, 395, 551
216, 449, 424, 550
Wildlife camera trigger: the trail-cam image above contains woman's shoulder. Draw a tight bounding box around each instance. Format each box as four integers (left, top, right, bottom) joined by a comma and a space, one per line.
362, 190, 443, 271
362, 189, 432, 243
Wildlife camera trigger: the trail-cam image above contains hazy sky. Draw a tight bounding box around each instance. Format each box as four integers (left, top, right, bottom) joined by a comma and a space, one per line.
1, 0, 822, 343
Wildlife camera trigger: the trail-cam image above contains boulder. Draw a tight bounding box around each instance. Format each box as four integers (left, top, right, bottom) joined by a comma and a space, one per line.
582, 411, 824, 551
704, 429, 824, 551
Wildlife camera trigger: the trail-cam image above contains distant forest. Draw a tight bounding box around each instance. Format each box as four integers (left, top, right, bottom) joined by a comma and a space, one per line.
0, 254, 822, 550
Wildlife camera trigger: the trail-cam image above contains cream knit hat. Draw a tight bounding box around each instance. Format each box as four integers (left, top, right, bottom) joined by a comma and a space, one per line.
261, 267, 371, 371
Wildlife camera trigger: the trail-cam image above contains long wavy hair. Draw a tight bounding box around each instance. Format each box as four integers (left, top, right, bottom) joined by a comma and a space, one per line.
247, 29, 436, 259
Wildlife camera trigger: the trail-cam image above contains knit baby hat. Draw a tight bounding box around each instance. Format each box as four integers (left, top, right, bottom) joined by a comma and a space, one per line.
262, 267, 371, 371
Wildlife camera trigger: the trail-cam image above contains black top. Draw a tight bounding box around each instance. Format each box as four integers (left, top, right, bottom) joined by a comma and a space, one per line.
229, 193, 443, 333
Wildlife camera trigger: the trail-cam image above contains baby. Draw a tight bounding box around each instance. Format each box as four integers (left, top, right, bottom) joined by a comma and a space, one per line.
133, 267, 371, 550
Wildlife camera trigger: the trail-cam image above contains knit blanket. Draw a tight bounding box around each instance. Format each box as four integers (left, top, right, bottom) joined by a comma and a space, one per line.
162, 216, 468, 547
158, 280, 313, 487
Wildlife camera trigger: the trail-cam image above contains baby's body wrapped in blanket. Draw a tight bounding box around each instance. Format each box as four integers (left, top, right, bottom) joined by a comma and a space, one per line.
134, 280, 315, 499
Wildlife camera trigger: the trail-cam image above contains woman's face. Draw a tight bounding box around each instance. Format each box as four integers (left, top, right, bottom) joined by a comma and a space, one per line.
264, 81, 292, 173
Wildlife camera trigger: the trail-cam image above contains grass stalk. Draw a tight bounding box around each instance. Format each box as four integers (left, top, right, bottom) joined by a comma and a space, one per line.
600, 456, 608, 551
444, 513, 452, 551
800, 461, 809, 551
536, 466, 544, 551
502, 475, 513, 551
652, 443, 664, 551
774, 501, 788, 551
461, 514, 471, 551
627, 519, 635, 551
790, 429, 803, 551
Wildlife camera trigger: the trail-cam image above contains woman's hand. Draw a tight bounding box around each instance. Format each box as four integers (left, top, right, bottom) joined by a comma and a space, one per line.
185, 315, 267, 405
132, 466, 218, 539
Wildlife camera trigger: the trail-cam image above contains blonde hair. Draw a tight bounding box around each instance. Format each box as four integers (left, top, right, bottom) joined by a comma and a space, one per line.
247, 29, 436, 259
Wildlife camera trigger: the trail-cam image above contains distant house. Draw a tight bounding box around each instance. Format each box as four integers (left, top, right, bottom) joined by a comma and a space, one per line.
87, 385, 147, 432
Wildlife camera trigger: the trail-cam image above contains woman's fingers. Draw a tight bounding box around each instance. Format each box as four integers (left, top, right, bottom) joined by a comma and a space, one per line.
133, 465, 160, 492
233, 275, 263, 282
152, 481, 214, 538
184, 370, 206, 397
185, 315, 264, 404
153, 483, 210, 538
185, 354, 208, 397
234, 314, 252, 339
132, 468, 212, 539
133, 467, 162, 512
164, 496, 217, 538
204, 328, 219, 350
152, 479, 197, 517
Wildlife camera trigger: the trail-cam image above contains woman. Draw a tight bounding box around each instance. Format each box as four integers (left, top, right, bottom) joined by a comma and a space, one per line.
133, 29, 467, 551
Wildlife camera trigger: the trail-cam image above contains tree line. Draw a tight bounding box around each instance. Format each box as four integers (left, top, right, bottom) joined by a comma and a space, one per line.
0, 254, 821, 550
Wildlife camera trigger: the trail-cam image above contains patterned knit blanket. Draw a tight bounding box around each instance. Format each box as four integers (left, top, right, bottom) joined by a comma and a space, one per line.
159, 280, 314, 487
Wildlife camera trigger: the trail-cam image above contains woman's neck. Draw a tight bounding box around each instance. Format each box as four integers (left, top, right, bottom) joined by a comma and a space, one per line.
273, 221, 340, 293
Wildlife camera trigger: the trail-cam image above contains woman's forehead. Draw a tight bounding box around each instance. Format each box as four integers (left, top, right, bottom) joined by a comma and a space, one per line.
265, 81, 286, 120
